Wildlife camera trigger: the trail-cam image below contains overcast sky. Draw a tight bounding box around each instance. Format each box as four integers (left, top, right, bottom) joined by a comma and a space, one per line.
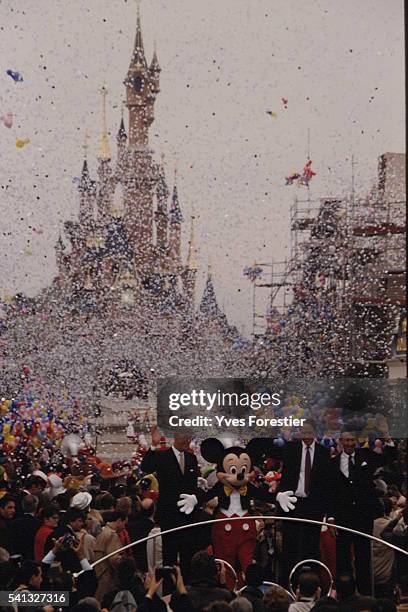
0, 0, 404, 335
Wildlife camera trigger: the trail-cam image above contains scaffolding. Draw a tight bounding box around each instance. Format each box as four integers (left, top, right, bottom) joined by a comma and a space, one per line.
254, 154, 406, 377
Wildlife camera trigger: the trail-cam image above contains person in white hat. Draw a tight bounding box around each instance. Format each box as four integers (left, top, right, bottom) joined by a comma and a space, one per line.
70, 492, 97, 561
46, 475, 66, 502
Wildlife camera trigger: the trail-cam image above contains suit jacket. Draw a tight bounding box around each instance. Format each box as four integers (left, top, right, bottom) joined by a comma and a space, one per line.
12, 513, 41, 559
329, 445, 397, 524
266, 440, 332, 515
140, 448, 199, 527
127, 515, 155, 572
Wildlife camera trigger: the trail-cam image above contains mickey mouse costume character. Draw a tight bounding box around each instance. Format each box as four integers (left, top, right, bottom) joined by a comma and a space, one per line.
178, 438, 297, 577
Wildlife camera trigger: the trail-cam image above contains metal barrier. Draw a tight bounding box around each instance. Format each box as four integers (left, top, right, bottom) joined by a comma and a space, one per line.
289, 559, 333, 597
74, 514, 408, 580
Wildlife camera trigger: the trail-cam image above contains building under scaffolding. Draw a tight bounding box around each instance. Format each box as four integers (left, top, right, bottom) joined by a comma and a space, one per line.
253, 152, 406, 378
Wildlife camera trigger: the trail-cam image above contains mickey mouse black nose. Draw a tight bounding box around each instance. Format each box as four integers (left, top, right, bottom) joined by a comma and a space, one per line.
237, 472, 244, 481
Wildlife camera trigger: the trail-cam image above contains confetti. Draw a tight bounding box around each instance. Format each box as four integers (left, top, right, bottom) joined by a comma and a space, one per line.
6, 69, 23, 82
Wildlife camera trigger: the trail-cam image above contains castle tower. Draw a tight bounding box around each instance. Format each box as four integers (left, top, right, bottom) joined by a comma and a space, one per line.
168, 175, 183, 270
155, 155, 169, 254
78, 159, 95, 227
124, 5, 160, 148
182, 214, 197, 310
97, 85, 113, 221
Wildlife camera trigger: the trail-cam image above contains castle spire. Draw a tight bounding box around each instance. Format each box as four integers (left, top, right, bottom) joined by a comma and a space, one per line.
117, 116, 127, 144
130, 1, 147, 70
199, 271, 220, 316
149, 41, 161, 73
187, 214, 197, 270
98, 85, 111, 160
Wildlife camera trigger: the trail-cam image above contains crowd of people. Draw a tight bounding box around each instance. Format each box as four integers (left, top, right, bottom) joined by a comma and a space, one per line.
0, 418, 407, 612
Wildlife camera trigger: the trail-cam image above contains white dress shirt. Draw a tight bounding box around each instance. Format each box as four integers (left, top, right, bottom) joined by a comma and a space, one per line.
295, 440, 316, 497
340, 451, 355, 478
223, 490, 247, 517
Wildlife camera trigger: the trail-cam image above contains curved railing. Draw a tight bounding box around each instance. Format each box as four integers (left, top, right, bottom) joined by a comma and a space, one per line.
74, 514, 408, 579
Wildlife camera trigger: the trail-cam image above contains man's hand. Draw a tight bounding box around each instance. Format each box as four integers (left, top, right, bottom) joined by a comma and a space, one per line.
51, 536, 65, 556
276, 490, 297, 512
144, 573, 163, 599
177, 493, 198, 514
73, 533, 86, 560
150, 425, 161, 448
217, 560, 227, 586
174, 565, 187, 595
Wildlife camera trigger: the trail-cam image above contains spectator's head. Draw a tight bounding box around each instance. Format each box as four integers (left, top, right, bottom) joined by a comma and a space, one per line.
85, 514, 101, 537
15, 560, 42, 589
312, 596, 340, 610
41, 505, 60, 528
296, 571, 320, 600
0, 494, 16, 520
70, 492, 92, 511
381, 497, 393, 518
97, 492, 115, 512
0, 547, 10, 563
65, 507, 85, 532
244, 563, 264, 588
263, 585, 290, 612
116, 495, 132, 516
372, 599, 397, 612
203, 603, 232, 612
140, 497, 155, 518
339, 431, 358, 455
116, 557, 143, 593
191, 551, 218, 582
230, 597, 253, 612
336, 574, 356, 600
22, 494, 39, 515
25, 475, 46, 495
71, 597, 101, 611
104, 510, 128, 532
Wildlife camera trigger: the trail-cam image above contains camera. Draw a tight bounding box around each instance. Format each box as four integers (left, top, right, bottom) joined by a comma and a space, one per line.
60, 533, 76, 551
155, 566, 176, 582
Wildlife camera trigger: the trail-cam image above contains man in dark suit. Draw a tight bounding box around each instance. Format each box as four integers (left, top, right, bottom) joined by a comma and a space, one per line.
265, 419, 332, 586
329, 429, 396, 596
12, 494, 41, 560
140, 426, 200, 580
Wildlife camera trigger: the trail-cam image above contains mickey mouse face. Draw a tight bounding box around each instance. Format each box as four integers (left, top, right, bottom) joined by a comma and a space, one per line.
219, 451, 251, 488
200, 438, 262, 490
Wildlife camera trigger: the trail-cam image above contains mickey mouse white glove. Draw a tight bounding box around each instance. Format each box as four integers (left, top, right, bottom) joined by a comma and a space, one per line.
177, 493, 198, 514
276, 490, 297, 512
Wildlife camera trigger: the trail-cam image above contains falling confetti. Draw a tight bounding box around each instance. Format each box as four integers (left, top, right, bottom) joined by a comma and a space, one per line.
16, 138, 30, 149
6, 69, 23, 82
282, 97, 288, 108
0, 112, 13, 128
266, 110, 278, 119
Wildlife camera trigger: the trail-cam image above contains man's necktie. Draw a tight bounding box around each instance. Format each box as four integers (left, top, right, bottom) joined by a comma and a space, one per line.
348, 454, 355, 480
178, 451, 185, 474
304, 445, 312, 495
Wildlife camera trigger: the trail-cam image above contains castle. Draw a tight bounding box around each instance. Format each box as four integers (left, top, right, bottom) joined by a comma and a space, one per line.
54, 7, 217, 324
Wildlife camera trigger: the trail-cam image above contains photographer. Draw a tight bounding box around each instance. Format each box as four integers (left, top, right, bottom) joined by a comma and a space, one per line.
137, 565, 192, 612
44, 507, 85, 573
42, 532, 97, 604
182, 551, 235, 611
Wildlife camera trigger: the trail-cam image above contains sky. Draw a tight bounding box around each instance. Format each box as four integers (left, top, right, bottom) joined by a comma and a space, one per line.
0, 0, 405, 336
